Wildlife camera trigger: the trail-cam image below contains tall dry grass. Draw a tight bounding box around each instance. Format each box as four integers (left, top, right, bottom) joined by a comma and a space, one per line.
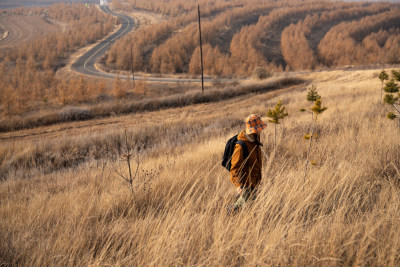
1, 69, 400, 266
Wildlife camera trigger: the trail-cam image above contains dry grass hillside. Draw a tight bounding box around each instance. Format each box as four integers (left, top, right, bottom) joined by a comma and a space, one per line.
0, 14, 60, 50
0, 0, 99, 9
1, 68, 400, 265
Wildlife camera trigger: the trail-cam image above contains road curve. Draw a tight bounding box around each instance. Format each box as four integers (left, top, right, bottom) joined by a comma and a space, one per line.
72, 5, 220, 83
71, 5, 134, 78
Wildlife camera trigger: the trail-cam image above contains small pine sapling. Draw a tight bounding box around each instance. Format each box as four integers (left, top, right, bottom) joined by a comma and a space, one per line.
307, 85, 321, 102
384, 78, 399, 93
301, 85, 321, 119
267, 99, 289, 150
383, 76, 400, 128
392, 70, 400, 81
384, 93, 398, 105
378, 70, 389, 103
303, 98, 327, 184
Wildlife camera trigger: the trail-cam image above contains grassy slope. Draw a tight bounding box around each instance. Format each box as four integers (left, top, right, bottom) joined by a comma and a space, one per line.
0, 15, 60, 49
0, 76, 303, 132
1, 69, 400, 265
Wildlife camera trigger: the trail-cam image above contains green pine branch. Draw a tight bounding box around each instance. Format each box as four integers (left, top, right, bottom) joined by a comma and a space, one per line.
267, 99, 289, 150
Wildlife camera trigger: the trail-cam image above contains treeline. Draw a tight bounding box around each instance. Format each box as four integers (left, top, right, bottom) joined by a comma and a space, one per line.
0, 3, 115, 116
116, 0, 246, 17
281, 4, 391, 70
105, 0, 271, 72
318, 9, 400, 67
229, 2, 332, 74
106, 0, 275, 75
106, 0, 400, 76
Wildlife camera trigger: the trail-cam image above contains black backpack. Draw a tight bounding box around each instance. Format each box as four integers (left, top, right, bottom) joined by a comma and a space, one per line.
222, 134, 249, 171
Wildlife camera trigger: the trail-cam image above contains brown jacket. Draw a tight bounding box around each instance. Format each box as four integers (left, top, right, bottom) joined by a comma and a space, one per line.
230, 130, 262, 189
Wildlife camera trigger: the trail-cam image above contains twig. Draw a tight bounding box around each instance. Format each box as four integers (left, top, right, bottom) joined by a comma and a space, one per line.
125, 129, 133, 185
391, 162, 400, 179
394, 104, 400, 129
109, 162, 129, 183
110, 130, 141, 194
303, 114, 318, 184
393, 103, 400, 114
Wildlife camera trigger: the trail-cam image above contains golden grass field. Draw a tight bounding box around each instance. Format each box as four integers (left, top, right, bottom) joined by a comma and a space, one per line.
1, 68, 400, 266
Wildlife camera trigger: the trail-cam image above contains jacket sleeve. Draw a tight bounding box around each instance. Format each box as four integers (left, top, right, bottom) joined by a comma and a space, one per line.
230, 144, 245, 188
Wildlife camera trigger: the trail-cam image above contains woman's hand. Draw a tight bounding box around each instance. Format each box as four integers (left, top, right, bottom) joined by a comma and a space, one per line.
236, 186, 243, 195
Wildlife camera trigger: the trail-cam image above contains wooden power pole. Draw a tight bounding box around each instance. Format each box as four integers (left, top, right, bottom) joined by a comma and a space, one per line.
198, 4, 204, 93
130, 47, 135, 88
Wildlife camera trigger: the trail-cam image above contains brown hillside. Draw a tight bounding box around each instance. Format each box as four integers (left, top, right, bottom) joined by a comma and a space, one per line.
0, 14, 60, 50
107, 0, 400, 75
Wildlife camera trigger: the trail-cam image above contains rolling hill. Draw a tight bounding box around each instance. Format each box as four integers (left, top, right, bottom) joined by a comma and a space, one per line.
105, 0, 400, 75
1, 67, 400, 265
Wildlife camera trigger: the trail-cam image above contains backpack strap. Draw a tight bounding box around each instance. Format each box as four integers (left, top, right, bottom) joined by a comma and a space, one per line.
236, 140, 249, 160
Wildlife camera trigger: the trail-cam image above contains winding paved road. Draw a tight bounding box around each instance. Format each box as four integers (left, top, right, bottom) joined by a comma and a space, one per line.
72, 5, 134, 78
72, 5, 217, 83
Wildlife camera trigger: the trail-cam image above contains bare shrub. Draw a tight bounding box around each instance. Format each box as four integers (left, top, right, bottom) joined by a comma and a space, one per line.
58, 107, 93, 122
252, 67, 271, 80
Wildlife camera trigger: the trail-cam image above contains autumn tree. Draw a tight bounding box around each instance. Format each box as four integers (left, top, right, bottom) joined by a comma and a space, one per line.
112, 76, 128, 99
1, 85, 18, 117
72, 75, 91, 102
55, 78, 70, 106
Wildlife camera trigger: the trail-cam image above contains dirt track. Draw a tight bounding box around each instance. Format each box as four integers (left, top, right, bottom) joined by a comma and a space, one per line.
0, 15, 59, 49
0, 67, 384, 146
0, 83, 301, 144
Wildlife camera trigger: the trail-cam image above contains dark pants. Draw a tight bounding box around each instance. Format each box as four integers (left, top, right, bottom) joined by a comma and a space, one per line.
232, 187, 257, 212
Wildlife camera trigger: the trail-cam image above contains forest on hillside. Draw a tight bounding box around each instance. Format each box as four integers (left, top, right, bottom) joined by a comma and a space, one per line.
106, 0, 400, 75
0, 3, 115, 116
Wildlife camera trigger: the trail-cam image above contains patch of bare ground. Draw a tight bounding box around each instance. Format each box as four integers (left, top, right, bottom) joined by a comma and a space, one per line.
0, 14, 59, 49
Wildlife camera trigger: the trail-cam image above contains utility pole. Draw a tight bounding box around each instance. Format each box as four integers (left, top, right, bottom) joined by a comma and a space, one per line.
198, 4, 204, 93
130, 46, 135, 88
